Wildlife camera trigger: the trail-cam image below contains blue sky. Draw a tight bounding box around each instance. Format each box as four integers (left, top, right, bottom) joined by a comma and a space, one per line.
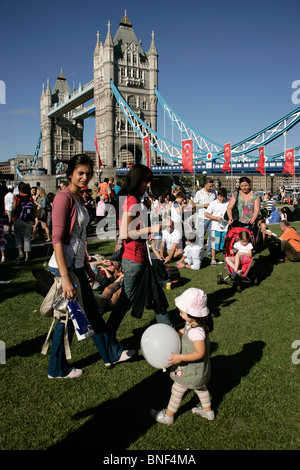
0, 0, 299, 163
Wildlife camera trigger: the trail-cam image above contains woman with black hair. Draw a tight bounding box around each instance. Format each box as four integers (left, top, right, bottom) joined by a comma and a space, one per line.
106, 163, 173, 335
226, 177, 261, 227
47, 154, 134, 378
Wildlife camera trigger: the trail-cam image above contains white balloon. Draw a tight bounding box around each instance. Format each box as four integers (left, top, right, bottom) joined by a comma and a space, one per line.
140, 324, 181, 370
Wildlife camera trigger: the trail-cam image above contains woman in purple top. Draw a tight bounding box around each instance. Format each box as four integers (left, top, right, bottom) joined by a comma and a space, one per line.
47, 154, 134, 378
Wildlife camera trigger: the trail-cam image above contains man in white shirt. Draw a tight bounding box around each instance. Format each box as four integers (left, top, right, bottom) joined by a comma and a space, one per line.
193, 179, 216, 256
205, 188, 229, 265
152, 219, 183, 264
4, 186, 14, 236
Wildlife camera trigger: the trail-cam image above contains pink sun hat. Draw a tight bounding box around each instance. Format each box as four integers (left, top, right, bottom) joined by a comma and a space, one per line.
175, 288, 209, 317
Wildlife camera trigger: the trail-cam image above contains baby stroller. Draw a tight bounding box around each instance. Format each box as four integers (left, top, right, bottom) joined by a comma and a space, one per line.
217, 225, 258, 293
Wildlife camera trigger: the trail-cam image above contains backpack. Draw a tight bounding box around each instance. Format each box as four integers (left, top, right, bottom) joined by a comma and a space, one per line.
163, 264, 181, 289
19, 197, 34, 221
165, 265, 181, 282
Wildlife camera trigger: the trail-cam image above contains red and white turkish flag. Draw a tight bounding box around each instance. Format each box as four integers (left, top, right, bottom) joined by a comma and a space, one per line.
256, 146, 265, 176
143, 135, 150, 168
94, 136, 102, 169
222, 143, 231, 173
283, 148, 295, 176
182, 139, 193, 174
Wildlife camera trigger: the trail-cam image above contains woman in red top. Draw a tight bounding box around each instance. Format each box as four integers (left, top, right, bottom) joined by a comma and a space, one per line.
107, 163, 173, 335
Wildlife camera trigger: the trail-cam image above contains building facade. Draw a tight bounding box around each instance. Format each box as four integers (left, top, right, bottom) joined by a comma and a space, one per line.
40, 72, 84, 175
93, 12, 159, 170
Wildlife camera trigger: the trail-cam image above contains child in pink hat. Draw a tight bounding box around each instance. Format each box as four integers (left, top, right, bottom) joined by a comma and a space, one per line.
150, 287, 214, 425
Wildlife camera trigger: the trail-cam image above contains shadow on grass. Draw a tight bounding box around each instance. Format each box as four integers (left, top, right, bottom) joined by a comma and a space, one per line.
209, 340, 265, 412
207, 287, 238, 318
251, 256, 274, 285
47, 367, 172, 451
0, 250, 51, 303
6, 334, 47, 359
47, 340, 265, 451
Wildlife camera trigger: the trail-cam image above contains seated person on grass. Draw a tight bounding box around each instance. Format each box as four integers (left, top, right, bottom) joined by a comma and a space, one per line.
267, 220, 300, 262
151, 219, 183, 264
89, 259, 124, 312
176, 232, 203, 270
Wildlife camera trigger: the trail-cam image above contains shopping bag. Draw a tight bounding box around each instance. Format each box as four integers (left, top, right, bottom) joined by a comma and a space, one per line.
67, 298, 95, 341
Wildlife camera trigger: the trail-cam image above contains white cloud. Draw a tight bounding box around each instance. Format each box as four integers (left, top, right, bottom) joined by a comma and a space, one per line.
9, 108, 38, 117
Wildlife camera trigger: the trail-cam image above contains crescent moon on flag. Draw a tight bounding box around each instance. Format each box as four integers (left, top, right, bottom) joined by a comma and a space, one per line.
184, 143, 191, 151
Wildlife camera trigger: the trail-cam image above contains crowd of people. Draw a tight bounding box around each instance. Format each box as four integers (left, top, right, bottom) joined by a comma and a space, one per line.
2, 172, 299, 268
0, 176, 121, 263
1, 156, 299, 425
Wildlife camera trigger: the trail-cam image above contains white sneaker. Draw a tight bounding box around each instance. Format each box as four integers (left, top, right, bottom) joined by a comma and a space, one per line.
150, 409, 174, 425
237, 270, 243, 276
191, 406, 215, 421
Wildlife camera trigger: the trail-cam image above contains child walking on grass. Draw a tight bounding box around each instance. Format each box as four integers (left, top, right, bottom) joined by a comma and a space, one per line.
150, 287, 214, 425
225, 230, 253, 278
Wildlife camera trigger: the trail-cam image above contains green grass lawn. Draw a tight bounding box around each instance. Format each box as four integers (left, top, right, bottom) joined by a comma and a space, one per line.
0, 224, 299, 451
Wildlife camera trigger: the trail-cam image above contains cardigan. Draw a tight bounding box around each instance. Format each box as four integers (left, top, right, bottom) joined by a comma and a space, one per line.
51, 187, 79, 246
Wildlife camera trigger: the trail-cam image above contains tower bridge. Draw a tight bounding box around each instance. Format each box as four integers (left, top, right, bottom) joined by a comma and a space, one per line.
40, 12, 158, 177
35, 11, 299, 187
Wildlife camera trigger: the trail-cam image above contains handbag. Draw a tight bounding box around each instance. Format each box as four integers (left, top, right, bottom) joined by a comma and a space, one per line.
35, 207, 45, 219
224, 191, 239, 221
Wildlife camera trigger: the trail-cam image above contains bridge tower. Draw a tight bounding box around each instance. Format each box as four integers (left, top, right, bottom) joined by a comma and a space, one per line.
93, 12, 159, 173
40, 70, 84, 175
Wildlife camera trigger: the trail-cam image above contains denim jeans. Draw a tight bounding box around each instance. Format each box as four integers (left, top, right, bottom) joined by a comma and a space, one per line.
198, 218, 212, 256
106, 258, 173, 335
47, 266, 123, 377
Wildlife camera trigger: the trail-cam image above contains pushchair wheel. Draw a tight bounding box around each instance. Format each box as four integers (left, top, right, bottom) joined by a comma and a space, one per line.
236, 283, 242, 293
253, 277, 259, 286
217, 274, 223, 285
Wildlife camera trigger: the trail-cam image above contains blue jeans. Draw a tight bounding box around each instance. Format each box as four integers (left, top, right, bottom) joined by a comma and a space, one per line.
198, 218, 213, 256
106, 258, 173, 335
47, 266, 123, 377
